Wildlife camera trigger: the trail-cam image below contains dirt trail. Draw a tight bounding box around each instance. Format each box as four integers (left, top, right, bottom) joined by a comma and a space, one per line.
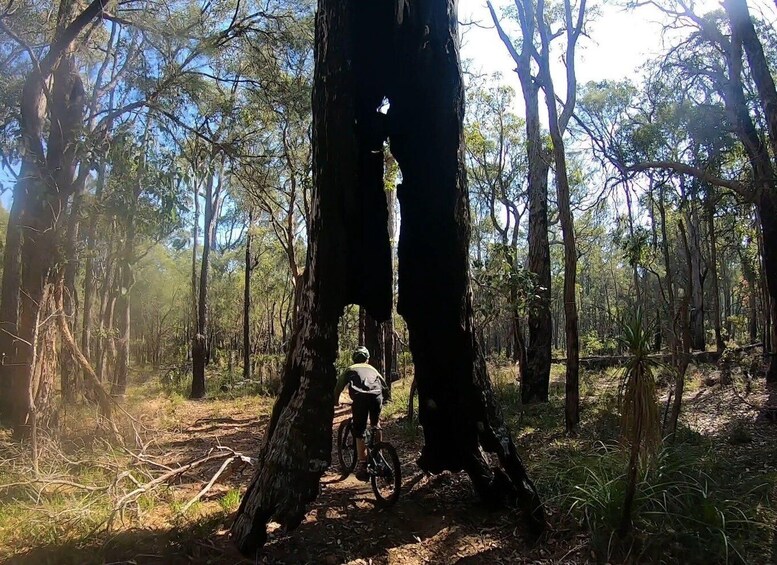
8, 401, 556, 565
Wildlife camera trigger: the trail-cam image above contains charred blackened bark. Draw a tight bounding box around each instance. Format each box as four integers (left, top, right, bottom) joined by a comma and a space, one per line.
231, 2, 391, 554
389, 0, 544, 531
232, 0, 544, 554
759, 193, 777, 382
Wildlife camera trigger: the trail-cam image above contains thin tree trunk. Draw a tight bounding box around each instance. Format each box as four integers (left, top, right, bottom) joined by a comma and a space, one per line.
112, 233, 133, 396
61, 188, 83, 403
667, 221, 693, 439
190, 178, 200, 362
243, 210, 253, 381
707, 197, 724, 352
81, 159, 106, 364
191, 165, 220, 398
536, 0, 583, 432
686, 204, 706, 351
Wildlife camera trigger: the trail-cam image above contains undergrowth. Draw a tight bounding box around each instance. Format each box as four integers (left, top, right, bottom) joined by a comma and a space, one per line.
1, 364, 775, 563
486, 361, 776, 564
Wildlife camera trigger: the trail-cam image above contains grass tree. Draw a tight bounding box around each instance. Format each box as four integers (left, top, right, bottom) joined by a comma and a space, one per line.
617, 308, 661, 534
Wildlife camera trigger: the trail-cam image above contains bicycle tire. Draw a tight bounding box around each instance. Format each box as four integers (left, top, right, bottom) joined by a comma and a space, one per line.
337, 419, 357, 476
370, 442, 401, 507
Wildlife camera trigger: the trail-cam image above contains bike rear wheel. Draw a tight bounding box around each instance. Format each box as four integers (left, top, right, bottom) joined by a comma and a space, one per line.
369, 442, 401, 507
337, 419, 357, 476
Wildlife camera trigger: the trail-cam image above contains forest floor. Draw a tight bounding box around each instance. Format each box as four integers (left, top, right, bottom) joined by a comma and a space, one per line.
1, 352, 776, 564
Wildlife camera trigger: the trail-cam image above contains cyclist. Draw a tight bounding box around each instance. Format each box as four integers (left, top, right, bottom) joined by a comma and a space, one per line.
334, 346, 388, 481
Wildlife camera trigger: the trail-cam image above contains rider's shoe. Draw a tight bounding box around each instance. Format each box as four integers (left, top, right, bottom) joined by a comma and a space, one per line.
355, 461, 370, 482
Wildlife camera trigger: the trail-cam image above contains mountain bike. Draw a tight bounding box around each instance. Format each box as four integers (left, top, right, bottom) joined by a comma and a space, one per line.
336, 417, 401, 507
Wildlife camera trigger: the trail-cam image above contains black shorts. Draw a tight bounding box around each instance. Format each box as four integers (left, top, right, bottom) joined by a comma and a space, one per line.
351, 393, 382, 438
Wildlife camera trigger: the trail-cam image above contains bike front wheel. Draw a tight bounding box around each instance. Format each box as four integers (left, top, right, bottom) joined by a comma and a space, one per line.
369, 442, 401, 507
337, 419, 357, 476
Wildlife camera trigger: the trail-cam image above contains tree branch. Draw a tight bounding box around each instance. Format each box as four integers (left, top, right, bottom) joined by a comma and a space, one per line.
627, 161, 753, 200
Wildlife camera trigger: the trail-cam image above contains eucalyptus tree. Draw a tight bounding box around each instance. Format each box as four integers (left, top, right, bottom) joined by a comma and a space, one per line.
619, 0, 777, 381
466, 79, 530, 372
0, 0, 138, 433
0, 0, 305, 430
487, 0, 586, 431
487, 0, 553, 403
240, 15, 314, 322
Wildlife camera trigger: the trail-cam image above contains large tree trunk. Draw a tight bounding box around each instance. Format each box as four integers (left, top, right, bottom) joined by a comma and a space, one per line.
232, 2, 362, 551
488, 0, 552, 403
521, 96, 552, 402
724, 0, 777, 161
5, 0, 88, 435
721, 21, 777, 380
232, 0, 544, 555
0, 164, 28, 425
758, 193, 777, 382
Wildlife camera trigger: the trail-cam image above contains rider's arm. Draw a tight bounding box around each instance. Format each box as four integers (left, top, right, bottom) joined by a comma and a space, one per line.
333, 370, 348, 404
377, 371, 389, 399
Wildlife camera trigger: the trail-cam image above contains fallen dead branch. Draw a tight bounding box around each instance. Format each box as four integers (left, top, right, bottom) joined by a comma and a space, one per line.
178, 447, 254, 515
186, 420, 259, 434
0, 477, 106, 493
105, 446, 255, 530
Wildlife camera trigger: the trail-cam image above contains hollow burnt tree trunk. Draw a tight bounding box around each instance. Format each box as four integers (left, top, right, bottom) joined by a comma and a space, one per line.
232, 0, 544, 555
232, 0, 390, 553
390, 0, 544, 527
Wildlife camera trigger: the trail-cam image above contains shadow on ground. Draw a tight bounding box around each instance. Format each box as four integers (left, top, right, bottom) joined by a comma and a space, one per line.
7, 407, 550, 565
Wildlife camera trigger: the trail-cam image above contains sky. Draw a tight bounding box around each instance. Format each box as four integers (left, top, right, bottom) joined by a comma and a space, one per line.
458, 0, 777, 112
